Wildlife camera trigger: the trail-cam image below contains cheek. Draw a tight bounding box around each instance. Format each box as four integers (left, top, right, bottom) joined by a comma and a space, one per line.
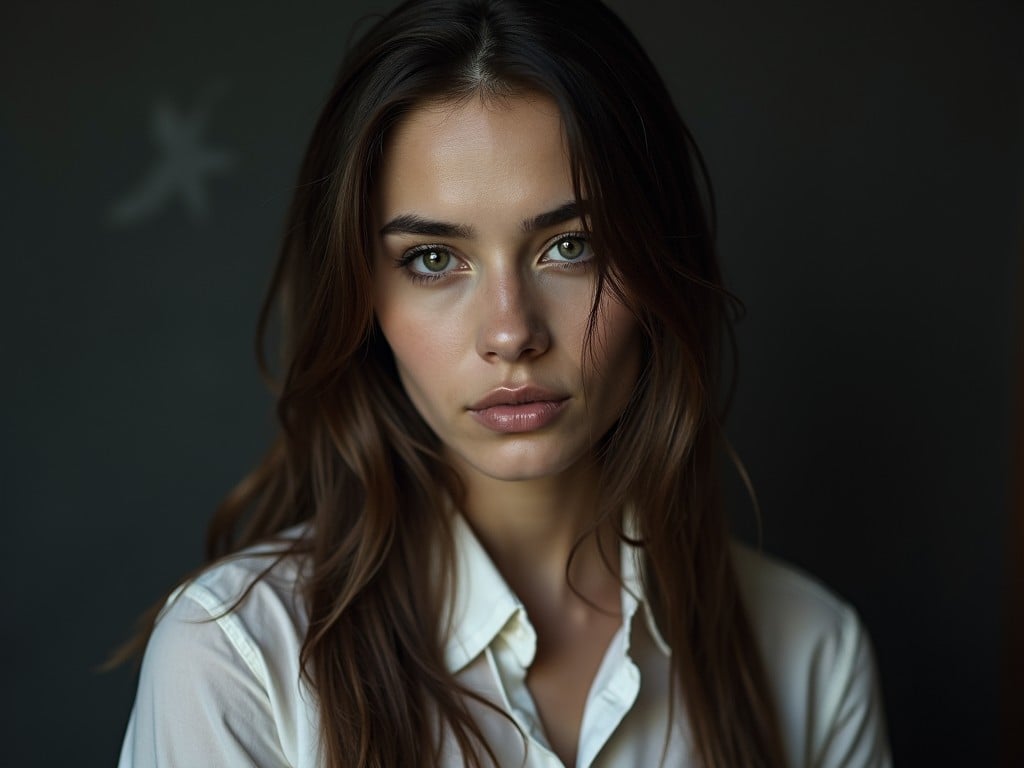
377, 279, 428, 366
380, 326, 441, 429
376, 269, 469, 341
383, 315, 463, 373
587, 298, 643, 381
380, 318, 432, 387
375, 291, 465, 415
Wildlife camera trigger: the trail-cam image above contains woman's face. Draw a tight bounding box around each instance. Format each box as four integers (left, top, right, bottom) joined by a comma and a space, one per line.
373, 93, 642, 485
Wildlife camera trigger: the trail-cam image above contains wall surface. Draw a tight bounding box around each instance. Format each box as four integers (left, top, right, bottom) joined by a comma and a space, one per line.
1, 0, 1020, 764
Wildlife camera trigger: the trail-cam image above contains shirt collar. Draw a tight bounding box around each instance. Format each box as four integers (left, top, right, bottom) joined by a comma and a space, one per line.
443, 514, 670, 674
443, 514, 525, 673
619, 528, 671, 657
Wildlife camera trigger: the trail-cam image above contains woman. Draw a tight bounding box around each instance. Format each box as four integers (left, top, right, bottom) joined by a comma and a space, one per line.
118, 0, 891, 766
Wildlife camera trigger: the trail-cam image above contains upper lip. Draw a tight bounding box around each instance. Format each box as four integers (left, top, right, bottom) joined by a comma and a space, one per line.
468, 385, 569, 411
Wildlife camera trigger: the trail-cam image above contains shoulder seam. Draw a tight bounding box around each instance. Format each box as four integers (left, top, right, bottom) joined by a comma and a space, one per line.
178, 581, 272, 689
733, 541, 853, 620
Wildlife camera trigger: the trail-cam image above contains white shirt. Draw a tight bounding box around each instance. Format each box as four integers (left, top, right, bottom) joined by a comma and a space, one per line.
118, 519, 892, 767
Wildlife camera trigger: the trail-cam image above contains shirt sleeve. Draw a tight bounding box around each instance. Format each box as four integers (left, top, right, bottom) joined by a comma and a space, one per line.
810, 605, 892, 768
117, 589, 292, 768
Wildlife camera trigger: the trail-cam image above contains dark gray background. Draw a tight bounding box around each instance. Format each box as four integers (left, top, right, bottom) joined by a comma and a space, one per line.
2, 0, 1020, 765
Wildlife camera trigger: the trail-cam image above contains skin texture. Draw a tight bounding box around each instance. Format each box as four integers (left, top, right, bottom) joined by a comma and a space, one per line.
373, 93, 643, 765
373, 93, 640, 493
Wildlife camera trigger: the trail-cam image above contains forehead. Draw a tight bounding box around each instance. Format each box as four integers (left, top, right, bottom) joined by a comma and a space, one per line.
375, 93, 574, 221
387, 92, 565, 153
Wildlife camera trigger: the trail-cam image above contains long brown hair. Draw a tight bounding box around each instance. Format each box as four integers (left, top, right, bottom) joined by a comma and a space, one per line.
123, 1, 787, 765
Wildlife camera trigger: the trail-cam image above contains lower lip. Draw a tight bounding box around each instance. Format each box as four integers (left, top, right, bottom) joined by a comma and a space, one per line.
468, 400, 568, 433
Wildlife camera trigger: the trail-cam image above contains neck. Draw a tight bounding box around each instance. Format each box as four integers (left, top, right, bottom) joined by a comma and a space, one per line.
454, 455, 621, 618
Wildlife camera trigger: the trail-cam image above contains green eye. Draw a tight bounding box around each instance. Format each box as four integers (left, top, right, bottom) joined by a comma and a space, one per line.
421, 249, 450, 272
544, 235, 592, 264
396, 245, 461, 283
556, 238, 585, 260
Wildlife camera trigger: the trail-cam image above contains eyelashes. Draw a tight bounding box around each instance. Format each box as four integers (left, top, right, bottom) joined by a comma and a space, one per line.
393, 244, 460, 283
393, 232, 594, 285
542, 234, 593, 265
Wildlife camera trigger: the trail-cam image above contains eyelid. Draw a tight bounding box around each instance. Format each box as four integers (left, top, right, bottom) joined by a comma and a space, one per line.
540, 231, 593, 263
393, 242, 467, 284
391, 232, 592, 284
394, 243, 460, 270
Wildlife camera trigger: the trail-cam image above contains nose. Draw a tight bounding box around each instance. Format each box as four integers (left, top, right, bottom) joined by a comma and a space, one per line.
475, 271, 551, 363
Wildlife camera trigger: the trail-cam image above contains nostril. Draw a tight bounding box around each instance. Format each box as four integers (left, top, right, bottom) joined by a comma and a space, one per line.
478, 319, 550, 362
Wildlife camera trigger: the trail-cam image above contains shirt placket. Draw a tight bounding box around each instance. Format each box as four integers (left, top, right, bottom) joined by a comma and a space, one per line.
574, 592, 642, 768
486, 608, 569, 766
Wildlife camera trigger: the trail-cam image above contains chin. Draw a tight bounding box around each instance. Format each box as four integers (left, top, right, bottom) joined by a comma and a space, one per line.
455, 441, 592, 484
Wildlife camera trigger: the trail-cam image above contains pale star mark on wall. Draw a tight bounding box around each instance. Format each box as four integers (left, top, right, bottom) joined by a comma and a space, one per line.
110, 82, 235, 225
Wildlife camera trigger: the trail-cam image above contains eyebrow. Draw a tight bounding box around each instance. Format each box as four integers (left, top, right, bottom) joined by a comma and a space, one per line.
379, 214, 472, 239
379, 200, 584, 238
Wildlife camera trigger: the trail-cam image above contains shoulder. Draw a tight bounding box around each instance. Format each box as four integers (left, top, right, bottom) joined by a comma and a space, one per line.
155, 525, 313, 693
731, 542, 893, 768
175, 527, 311, 631
119, 527, 317, 768
732, 542, 854, 651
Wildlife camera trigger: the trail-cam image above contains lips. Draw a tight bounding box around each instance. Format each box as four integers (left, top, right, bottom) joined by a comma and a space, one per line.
467, 386, 570, 433
468, 386, 567, 411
